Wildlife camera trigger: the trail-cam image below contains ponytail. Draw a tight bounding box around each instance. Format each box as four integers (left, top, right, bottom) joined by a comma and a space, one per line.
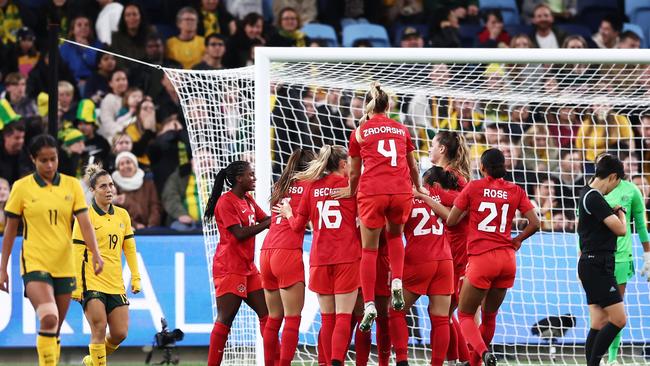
295, 145, 348, 181
423, 166, 459, 190
84, 163, 109, 189
359, 81, 389, 126
204, 161, 250, 220
436, 131, 471, 182
271, 149, 316, 205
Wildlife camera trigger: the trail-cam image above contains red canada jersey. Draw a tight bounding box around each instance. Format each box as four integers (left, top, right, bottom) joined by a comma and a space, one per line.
433, 185, 468, 265
453, 176, 534, 255
348, 114, 415, 196
263, 180, 309, 250
404, 191, 452, 265
294, 174, 360, 266
213, 191, 268, 276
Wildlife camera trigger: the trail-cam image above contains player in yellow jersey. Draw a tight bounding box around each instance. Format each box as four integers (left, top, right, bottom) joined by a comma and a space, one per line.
71, 164, 141, 366
0, 134, 103, 366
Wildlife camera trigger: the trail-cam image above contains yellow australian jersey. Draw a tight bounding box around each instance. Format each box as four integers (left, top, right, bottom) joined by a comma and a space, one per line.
72, 201, 138, 295
165, 36, 205, 69
4, 172, 87, 277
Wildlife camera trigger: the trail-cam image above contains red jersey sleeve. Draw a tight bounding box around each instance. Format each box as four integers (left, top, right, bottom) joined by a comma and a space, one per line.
430, 184, 458, 207
219, 195, 242, 228
453, 182, 472, 211
516, 186, 535, 214
348, 129, 360, 157
405, 127, 415, 154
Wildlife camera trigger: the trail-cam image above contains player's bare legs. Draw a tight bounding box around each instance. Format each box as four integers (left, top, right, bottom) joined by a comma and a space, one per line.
26, 281, 60, 366
106, 306, 129, 346
359, 224, 382, 331
457, 280, 497, 366
216, 294, 244, 326
385, 221, 406, 311
245, 289, 270, 320
280, 282, 305, 316
85, 300, 108, 344
265, 290, 284, 319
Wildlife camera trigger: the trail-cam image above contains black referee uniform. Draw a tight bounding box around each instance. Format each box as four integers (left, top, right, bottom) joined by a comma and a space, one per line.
577, 186, 623, 308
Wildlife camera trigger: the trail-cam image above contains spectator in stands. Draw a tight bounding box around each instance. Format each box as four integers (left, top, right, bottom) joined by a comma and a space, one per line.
510, 33, 533, 48
95, 0, 123, 45
423, 0, 479, 25
506, 103, 532, 142
548, 105, 580, 148
639, 114, 650, 172
111, 151, 162, 229
196, 0, 237, 37
522, 0, 576, 24
193, 33, 227, 70
529, 4, 566, 48
352, 39, 373, 47
345, 92, 364, 129
531, 175, 559, 231
75, 99, 111, 169
166, 7, 205, 69
622, 152, 641, 178
59, 15, 103, 94
0, 176, 8, 234
5, 26, 39, 78
115, 87, 143, 127
149, 113, 190, 195
521, 124, 559, 172
226, 0, 263, 20
552, 209, 576, 233
576, 103, 634, 161
0, 0, 23, 44
267, 7, 308, 47
2, 72, 37, 118
107, 131, 132, 171
226, 12, 265, 68
407, 63, 451, 134
154, 73, 182, 122
273, 0, 317, 24
98, 68, 129, 142
110, 2, 153, 69
429, 8, 461, 48
124, 97, 157, 170
84, 53, 116, 102
58, 127, 85, 178
618, 31, 642, 49
501, 141, 535, 190
26, 50, 76, 99
631, 175, 650, 212
315, 87, 348, 146
554, 149, 585, 209
57, 80, 77, 131
130, 33, 182, 102
592, 15, 622, 49
477, 10, 510, 48
400, 26, 425, 48
162, 160, 202, 231
0, 118, 29, 185
562, 34, 588, 49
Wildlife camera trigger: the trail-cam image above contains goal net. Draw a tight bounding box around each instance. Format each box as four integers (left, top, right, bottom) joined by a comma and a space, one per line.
164, 48, 650, 365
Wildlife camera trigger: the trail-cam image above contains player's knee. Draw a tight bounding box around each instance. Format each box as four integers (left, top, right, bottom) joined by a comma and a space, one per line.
111, 330, 127, 344
216, 313, 235, 327
36, 303, 59, 332
610, 313, 627, 328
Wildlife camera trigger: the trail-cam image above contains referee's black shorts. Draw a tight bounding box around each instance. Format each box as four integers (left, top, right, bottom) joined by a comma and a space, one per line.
578, 253, 622, 308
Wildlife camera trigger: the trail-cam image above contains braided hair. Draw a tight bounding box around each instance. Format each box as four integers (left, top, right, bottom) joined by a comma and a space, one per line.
204, 161, 251, 220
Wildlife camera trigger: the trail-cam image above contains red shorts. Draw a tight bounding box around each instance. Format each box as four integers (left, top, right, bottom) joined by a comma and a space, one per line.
214, 272, 263, 298
309, 261, 360, 295
260, 248, 305, 290
404, 259, 454, 296
376, 255, 391, 297
465, 247, 516, 290
357, 192, 413, 229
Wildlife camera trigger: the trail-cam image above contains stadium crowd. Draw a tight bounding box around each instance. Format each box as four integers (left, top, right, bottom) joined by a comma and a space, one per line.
0, 0, 648, 234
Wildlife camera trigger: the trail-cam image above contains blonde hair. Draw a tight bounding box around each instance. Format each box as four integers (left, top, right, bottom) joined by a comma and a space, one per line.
358, 81, 389, 126
58, 81, 74, 95
294, 145, 348, 181
84, 163, 110, 189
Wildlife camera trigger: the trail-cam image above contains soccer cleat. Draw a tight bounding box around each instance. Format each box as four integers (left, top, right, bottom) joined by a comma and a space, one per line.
359, 302, 377, 332
455, 362, 470, 366
608, 361, 621, 366
391, 278, 405, 310
82, 355, 92, 366
482, 351, 497, 366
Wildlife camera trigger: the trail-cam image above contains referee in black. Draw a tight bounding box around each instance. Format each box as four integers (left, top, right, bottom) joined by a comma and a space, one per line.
577, 154, 627, 366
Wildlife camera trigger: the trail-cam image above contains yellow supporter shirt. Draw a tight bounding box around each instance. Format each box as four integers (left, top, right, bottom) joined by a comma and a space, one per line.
165, 36, 205, 69
72, 201, 139, 295
4, 173, 87, 277
576, 115, 634, 161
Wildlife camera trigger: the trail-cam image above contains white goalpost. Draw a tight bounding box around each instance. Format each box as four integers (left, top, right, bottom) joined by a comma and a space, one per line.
164, 47, 650, 365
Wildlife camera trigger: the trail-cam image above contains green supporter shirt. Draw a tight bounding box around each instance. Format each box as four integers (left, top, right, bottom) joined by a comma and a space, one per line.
604, 180, 649, 262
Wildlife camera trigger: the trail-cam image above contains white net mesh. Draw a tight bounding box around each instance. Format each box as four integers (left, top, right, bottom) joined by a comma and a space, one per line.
165, 58, 650, 365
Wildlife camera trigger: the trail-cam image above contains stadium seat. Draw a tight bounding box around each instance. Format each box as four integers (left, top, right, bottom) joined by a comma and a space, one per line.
154, 24, 178, 41
625, 0, 650, 43
478, 0, 520, 25
458, 24, 482, 47
340, 18, 369, 29
262, 0, 274, 23
556, 24, 593, 41
342, 23, 390, 47
302, 23, 339, 47
504, 24, 533, 38
577, 0, 619, 32
622, 23, 647, 48
392, 23, 429, 46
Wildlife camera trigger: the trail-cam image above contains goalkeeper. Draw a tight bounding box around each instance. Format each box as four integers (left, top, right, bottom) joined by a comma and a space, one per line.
603, 174, 650, 365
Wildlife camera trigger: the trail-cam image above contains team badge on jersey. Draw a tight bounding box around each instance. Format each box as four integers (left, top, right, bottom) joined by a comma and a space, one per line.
65, 195, 73, 201
237, 283, 245, 293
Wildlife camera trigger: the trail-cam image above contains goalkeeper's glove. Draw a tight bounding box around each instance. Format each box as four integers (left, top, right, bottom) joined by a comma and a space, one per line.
131, 278, 141, 294
641, 252, 650, 281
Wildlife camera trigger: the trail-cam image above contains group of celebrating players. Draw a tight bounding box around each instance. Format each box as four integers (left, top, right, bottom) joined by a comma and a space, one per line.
205, 81, 541, 366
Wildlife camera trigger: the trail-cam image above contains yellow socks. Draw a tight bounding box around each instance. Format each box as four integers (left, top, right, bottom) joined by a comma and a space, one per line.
105, 337, 120, 356
89, 343, 107, 366
55, 336, 61, 364
36, 332, 57, 366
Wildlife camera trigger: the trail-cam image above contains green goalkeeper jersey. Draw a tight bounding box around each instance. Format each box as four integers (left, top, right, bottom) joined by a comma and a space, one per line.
604, 180, 649, 262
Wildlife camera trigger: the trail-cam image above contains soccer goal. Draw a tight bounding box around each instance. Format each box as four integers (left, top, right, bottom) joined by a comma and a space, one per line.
164, 47, 650, 365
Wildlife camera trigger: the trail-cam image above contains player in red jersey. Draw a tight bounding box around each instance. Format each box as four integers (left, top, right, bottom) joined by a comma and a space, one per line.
261, 149, 316, 366
276, 145, 360, 366
335, 82, 423, 333
390, 166, 457, 366
203, 161, 271, 366
429, 131, 472, 365
447, 149, 540, 366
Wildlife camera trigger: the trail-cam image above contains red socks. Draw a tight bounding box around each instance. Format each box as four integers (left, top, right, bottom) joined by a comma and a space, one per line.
317, 329, 327, 366
280, 316, 301, 366
385, 233, 404, 280
331, 313, 353, 363
458, 311, 487, 358
208, 321, 230, 366
389, 309, 409, 363
360, 248, 378, 303
430, 315, 450, 366
448, 316, 459, 361
376, 315, 391, 366
354, 315, 371, 366
263, 317, 282, 366
480, 311, 498, 347
320, 313, 336, 364
453, 315, 470, 361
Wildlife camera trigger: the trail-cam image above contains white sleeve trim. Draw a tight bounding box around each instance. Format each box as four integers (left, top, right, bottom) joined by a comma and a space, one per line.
582, 189, 601, 215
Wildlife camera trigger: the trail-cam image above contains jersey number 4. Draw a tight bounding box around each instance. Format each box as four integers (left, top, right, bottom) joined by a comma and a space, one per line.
477, 202, 510, 233
378, 139, 397, 167
411, 207, 443, 236
316, 200, 342, 229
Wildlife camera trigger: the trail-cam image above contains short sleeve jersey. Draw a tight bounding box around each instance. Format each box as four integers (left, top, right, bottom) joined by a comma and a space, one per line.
263, 180, 309, 250
5, 173, 88, 277
296, 174, 360, 266
604, 180, 649, 262
348, 114, 415, 195
404, 191, 451, 265
213, 191, 268, 277
454, 176, 534, 255
432, 183, 468, 263
72, 202, 134, 294
578, 186, 617, 254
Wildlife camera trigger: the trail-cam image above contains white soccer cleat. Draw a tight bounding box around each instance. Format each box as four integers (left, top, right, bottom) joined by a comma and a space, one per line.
359, 302, 377, 332
391, 278, 405, 310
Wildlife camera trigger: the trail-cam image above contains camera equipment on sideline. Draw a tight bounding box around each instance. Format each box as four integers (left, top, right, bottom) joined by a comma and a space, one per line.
145, 317, 185, 365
